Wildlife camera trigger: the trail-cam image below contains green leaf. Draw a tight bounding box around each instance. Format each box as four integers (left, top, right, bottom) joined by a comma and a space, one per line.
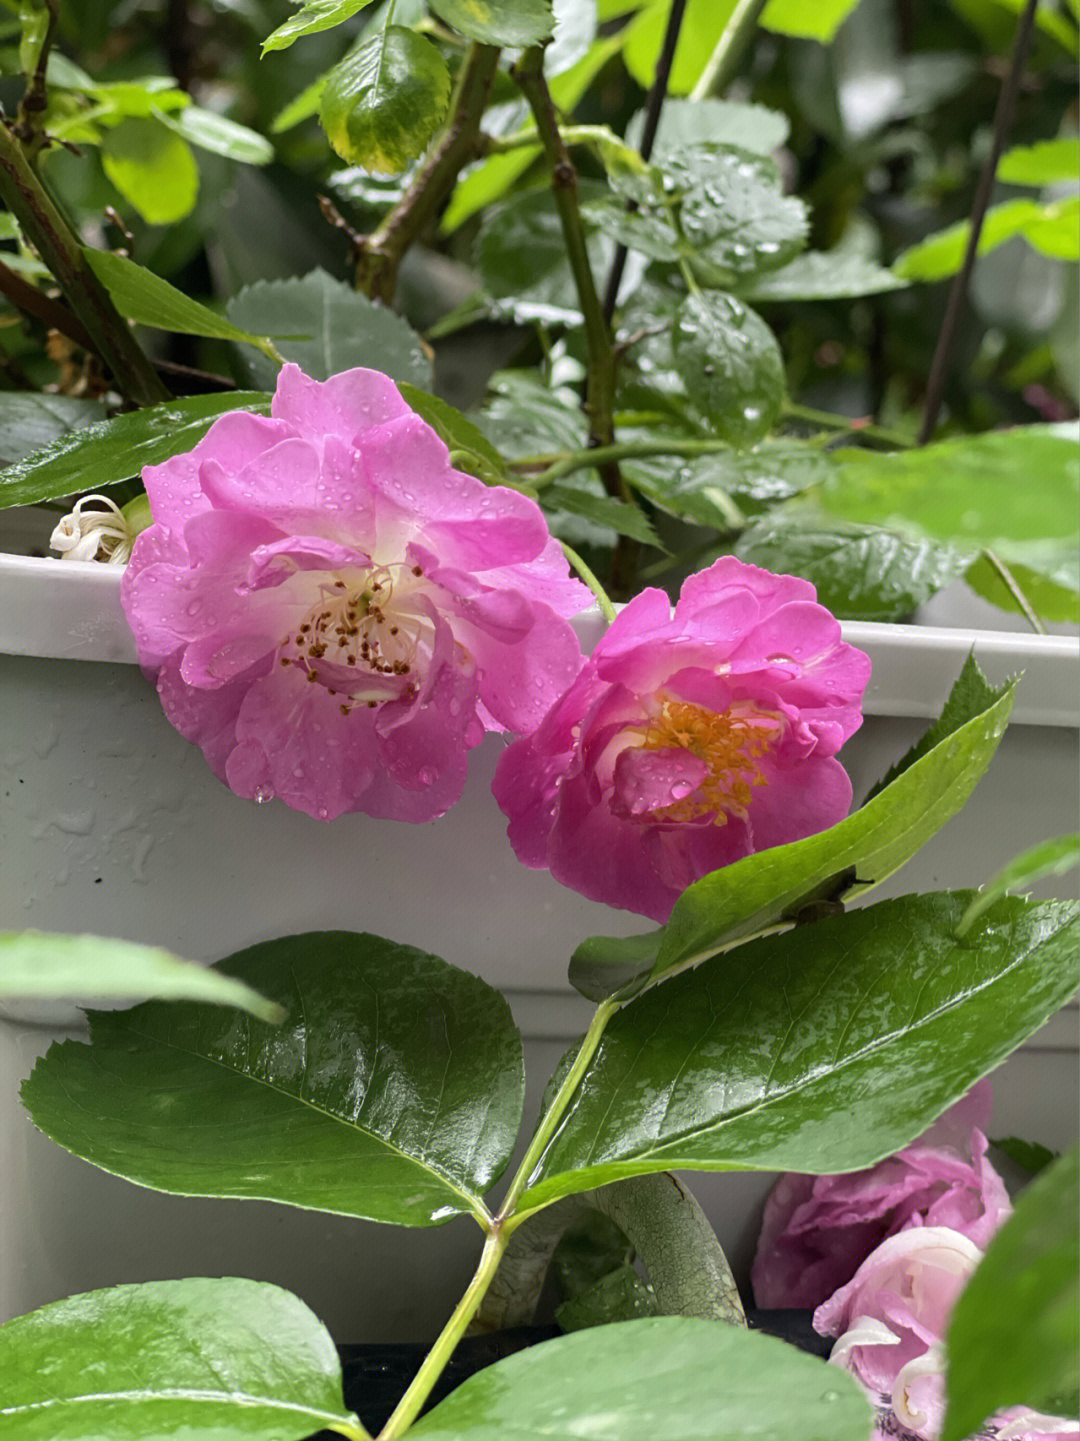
478, 184, 611, 323
672, 292, 785, 447
735, 514, 965, 620
427, 0, 554, 45
543, 483, 662, 546
999, 136, 1080, 186
527, 895, 1079, 1209
261, 0, 375, 53
21, 931, 524, 1226
0, 392, 271, 509
479, 370, 587, 459
0, 932, 284, 1022
0, 1277, 366, 1441
626, 97, 790, 158
82, 248, 278, 355
411, 1317, 872, 1441
743, 248, 908, 301
85, 77, 191, 119
670, 146, 809, 284
866, 651, 1006, 802
821, 427, 1080, 572
319, 26, 450, 173
100, 116, 199, 225
943, 1146, 1080, 1441
626, 443, 832, 524
156, 105, 274, 164
760, 0, 862, 40
555, 1264, 658, 1331
396, 382, 513, 485
0, 393, 104, 468
958, 835, 1080, 936
623, 0, 739, 96
569, 665, 1015, 1000
964, 552, 1080, 624
225, 269, 432, 389
895, 197, 1080, 281
990, 1136, 1058, 1178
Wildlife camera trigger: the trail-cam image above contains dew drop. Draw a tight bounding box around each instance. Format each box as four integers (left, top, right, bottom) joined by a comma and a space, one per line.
253, 783, 275, 804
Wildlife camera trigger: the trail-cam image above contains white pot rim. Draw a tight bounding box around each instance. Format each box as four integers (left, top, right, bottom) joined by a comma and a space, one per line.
1, 551, 1077, 728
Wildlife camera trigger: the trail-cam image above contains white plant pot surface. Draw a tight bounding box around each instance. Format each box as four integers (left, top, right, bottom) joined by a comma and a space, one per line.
2, 554, 1077, 1335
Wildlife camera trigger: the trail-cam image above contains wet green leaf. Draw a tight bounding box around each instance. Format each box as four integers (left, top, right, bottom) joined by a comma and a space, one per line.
529, 894, 1078, 1208
0, 392, 270, 509
428, 0, 554, 45
672, 292, 785, 447
319, 27, 450, 173
261, 0, 375, 53
964, 552, 1080, 625
156, 105, 274, 164
626, 97, 790, 158
670, 146, 808, 284
555, 1264, 658, 1331
743, 249, 907, 301
411, 1317, 871, 1441
21, 932, 524, 1226
0, 393, 104, 468
0, 932, 283, 1022
943, 1146, 1079, 1441
543, 484, 662, 546
959, 835, 1080, 935
735, 514, 965, 620
0, 1278, 366, 1441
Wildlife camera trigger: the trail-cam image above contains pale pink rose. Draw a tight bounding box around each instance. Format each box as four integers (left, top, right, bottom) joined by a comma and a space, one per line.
121, 365, 591, 820
492, 556, 870, 921
752, 1080, 1012, 1310
815, 1228, 1079, 1441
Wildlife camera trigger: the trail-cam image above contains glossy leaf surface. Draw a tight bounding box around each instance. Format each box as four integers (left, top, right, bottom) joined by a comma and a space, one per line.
0, 1278, 365, 1440
0, 393, 104, 467
570, 667, 1015, 998
673, 292, 784, 447
528, 894, 1079, 1208
0, 932, 282, 1021
319, 28, 450, 173
22, 932, 524, 1226
735, 515, 963, 620
411, 1317, 871, 1441
958, 834, 1080, 935
0, 392, 270, 509
428, 0, 554, 45
943, 1146, 1079, 1441
83, 249, 275, 350
226, 270, 432, 389
744, 249, 907, 301
157, 105, 274, 164
625, 97, 790, 157
261, 0, 375, 53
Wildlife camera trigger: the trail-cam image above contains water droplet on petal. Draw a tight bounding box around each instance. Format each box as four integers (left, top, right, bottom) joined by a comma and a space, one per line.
253, 783, 274, 804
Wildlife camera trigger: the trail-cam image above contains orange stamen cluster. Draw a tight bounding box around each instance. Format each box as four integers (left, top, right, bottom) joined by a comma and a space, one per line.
638, 699, 779, 824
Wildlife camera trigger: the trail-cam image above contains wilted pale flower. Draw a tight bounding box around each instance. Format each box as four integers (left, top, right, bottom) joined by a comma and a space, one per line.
752, 1081, 1012, 1310
121, 364, 590, 820
492, 556, 870, 921
51, 494, 141, 564
815, 1226, 1079, 1441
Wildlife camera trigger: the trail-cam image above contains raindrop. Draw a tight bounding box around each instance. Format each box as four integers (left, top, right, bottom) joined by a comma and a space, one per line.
670, 782, 693, 800
766, 653, 795, 667
253, 783, 275, 804
418, 767, 435, 786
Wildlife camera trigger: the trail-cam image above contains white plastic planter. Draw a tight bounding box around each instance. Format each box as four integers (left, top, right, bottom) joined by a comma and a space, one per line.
1, 550, 1077, 1340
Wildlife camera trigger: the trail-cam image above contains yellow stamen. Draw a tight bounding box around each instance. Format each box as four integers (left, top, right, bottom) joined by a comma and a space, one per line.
638, 699, 780, 824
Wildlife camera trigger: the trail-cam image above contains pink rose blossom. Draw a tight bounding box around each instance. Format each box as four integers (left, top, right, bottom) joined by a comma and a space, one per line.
815, 1226, 1079, 1441
492, 556, 870, 921
121, 364, 591, 820
752, 1080, 1012, 1310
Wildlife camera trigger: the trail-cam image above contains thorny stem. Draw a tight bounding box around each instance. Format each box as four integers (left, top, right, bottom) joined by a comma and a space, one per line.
512, 47, 639, 594
378, 996, 622, 1438
917, 0, 1040, 444
0, 124, 170, 405
689, 0, 768, 102
14, 0, 59, 155
602, 0, 689, 322
355, 43, 500, 303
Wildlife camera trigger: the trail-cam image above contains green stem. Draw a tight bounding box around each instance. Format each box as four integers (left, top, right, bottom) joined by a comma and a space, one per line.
561, 541, 618, 624
378, 1227, 511, 1440
375, 996, 621, 1436
981, 549, 1047, 635
690, 0, 767, 101
356, 43, 500, 303
0, 123, 169, 405
482, 122, 616, 155
512, 436, 734, 484
783, 401, 915, 449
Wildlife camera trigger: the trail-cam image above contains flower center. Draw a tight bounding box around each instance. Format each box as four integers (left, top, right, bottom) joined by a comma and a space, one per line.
638, 699, 780, 823
280, 562, 428, 713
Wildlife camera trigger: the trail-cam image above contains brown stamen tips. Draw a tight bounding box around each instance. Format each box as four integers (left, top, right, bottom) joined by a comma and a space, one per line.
390, 626, 399, 636
411, 565, 423, 577
346, 656, 356, 666
306, 670, 317, 683
367, 700, 377, 708
340, 704, 350, 715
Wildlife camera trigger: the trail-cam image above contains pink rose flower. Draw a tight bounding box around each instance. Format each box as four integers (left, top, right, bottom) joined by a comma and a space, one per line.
752, 1080, 1013, 1310
492, 556, 870, 921
815, 1227, 1079, 1441
121, 364, 591, 820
